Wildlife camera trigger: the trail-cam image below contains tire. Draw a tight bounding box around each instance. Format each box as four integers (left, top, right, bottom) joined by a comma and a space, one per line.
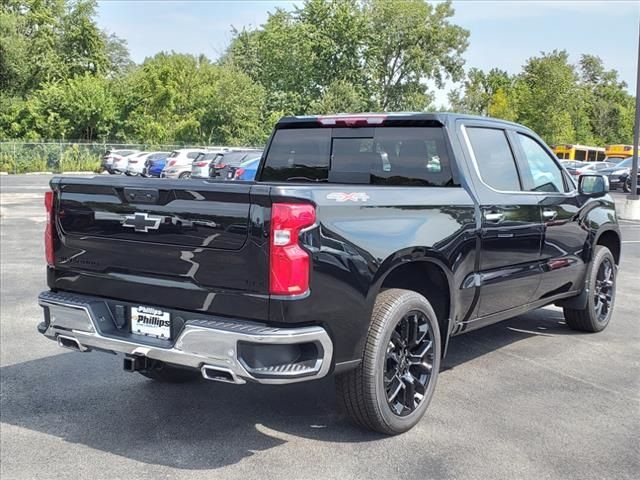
336, 288, 441, 435
623, 179, 630, 193
179, 172, 191, 179
563, 246, 616, 332
138, 362, 201, 383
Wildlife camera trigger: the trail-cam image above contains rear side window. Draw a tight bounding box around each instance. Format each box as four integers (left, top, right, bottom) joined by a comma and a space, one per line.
466, 127, 521, 191
261, 127, 454, 186
187, 152, 200, 159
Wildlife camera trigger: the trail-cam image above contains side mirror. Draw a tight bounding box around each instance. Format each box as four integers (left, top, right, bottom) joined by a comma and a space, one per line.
579, 174, 608, 196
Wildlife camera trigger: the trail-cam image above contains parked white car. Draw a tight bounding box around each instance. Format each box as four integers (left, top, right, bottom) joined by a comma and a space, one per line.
161, 149, 207, 179
112, 151, 143, 174
102, 149, 140, 174
126, 151, 170, 176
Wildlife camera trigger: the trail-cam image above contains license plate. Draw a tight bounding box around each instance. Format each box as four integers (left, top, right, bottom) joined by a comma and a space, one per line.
131, 306, 171, 339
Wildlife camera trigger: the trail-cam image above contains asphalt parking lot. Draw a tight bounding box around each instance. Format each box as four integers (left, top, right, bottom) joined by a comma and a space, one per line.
1, 174, 639, 480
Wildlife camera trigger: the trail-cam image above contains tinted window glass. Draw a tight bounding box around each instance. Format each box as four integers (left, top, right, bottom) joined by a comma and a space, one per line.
517, 134, 567, 192
215, 152, 250, 167
330, 127, 451, 186
261, 129, 332, 182
187, 152, 200, 159
466, 127, 521, 191
261, 127, 453, 186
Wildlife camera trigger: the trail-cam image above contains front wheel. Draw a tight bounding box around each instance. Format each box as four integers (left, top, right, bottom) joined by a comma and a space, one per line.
179, 172, 191, 179
336, 289, 441, 435
563, 246, 616, 332
623, 178, 630, 193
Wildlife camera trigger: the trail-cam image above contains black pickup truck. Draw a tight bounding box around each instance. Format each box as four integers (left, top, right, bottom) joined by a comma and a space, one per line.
38, 113, 621, 434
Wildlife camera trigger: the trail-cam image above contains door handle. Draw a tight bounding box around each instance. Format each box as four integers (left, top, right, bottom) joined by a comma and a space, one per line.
542, 209, 557, 220
484, 211, 504, 223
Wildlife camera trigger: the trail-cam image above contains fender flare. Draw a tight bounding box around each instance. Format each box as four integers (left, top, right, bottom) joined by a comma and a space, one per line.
557, 226, 621, 310
366, 248, 457, 357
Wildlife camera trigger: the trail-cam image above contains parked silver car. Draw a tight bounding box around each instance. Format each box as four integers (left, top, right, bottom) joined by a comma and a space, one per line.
161, 149, 206, 179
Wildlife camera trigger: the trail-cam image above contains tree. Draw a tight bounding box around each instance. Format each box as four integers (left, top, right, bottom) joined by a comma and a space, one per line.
103, 32, 134, 77
363, 0, 468, 110
311, 80, 368, 114
449, 67, 513, 115
515, 50, 580, 145
578, 54, 634, 144
225, 0, 470, 113
25, 74, 117, 140
60, 0, 110, 77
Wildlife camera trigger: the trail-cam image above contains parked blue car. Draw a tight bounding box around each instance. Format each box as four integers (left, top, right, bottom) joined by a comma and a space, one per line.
231, 156, 261, 181
146, 155, 169, 177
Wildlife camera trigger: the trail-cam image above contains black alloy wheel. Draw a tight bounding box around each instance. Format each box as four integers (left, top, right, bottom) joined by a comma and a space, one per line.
593, 257, 614, 323
384, 311, 435, 416
563, 245, 616, 332
336, 288, 441, 434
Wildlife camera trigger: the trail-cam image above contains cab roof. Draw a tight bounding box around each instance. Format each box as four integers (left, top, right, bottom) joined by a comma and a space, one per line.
276, 112, 526, 130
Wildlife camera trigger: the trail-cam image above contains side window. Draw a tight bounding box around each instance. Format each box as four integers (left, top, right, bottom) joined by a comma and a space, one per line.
187, 152, 200, 159
466, 127, 521, 191
517, 134, 567, 193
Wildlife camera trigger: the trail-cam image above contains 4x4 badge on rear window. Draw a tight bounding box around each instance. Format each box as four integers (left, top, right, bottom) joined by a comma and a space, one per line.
326, 192, 370, 202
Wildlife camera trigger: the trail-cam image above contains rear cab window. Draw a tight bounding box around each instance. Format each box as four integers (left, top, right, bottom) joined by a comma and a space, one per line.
260, 125, 455, 186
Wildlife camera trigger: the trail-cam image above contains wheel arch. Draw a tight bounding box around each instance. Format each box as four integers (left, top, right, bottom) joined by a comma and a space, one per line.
557, 226, 621, 310
368, 249, 456, 358
594, 228, 621, 265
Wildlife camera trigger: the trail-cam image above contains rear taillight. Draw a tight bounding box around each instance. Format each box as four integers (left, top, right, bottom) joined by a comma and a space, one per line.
214, 163, 227, 169
167, 160, 176, 167
234, 168, 245, 179
44, 191, 55, 266
194, 161, 207, 167
269, 203, 316, 295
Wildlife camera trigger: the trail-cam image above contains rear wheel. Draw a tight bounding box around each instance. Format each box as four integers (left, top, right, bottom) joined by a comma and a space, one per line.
563, 246, 616, 332
138, 362, 201, 383
179, 172, 191, 179
336, 289, 441, 435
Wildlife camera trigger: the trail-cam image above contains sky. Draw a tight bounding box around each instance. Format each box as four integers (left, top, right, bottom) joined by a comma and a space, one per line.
96, 0, 640, 108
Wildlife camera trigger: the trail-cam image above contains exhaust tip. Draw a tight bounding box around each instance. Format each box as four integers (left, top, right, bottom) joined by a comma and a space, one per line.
201, 365, 245, 384
57, 335, 88, 352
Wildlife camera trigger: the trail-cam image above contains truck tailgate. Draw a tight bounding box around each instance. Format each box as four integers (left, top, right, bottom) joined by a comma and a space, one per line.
49, 177, 271, 320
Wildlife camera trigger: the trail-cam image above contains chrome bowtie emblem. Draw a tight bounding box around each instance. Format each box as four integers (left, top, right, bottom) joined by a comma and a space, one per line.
122, 212, 163, 233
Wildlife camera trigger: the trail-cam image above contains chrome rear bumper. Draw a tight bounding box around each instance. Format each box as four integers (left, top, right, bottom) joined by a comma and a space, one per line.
38, 291, 333, 384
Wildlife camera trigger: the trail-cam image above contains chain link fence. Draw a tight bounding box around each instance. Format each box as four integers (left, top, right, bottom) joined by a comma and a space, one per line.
0, 141, 207, 174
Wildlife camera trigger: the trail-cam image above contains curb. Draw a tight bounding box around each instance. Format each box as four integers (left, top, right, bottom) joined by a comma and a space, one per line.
616, 197, 640, 221
60, 171, 97, 175
0, 172, 7, 176
25, 171, 53, 175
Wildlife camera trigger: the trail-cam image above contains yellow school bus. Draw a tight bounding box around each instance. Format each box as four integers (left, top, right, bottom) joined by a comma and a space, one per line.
604, 144, 635, 162
552, 144, 606, 161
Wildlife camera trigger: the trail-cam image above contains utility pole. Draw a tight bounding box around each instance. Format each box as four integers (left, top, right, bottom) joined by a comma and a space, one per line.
629, 22, 640, 200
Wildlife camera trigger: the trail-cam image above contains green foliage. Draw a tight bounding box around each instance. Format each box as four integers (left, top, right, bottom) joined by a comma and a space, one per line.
452, 50, 635, 146
225, 0, 469, 113
0, 0, 636, 174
